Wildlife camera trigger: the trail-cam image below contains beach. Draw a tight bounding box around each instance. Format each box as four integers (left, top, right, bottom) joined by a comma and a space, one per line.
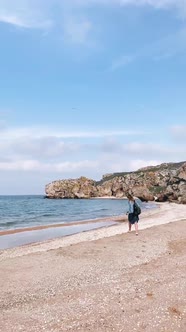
0, 203, 186, 332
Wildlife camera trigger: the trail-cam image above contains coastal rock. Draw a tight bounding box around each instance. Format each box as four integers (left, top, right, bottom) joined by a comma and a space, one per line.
155, 194, 169, 202
45, 177, 97, 199
177, 163, 186, 180
177, 181, 186, 204
45, 161, 186, 204
130, 186, 154, 202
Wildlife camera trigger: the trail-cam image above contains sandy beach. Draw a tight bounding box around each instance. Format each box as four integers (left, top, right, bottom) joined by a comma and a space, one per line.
0, 203, 186, 332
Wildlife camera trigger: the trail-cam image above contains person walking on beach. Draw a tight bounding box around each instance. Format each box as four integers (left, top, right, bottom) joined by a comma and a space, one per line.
126, 193, 141, 235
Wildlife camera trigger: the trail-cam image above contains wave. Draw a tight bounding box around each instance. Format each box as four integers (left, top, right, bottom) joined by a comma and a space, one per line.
0, 221, 18, 228
0, 196, 154, 231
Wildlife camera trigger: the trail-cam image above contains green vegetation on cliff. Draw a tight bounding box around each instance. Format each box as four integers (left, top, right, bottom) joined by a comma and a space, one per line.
96, 161, 186, 186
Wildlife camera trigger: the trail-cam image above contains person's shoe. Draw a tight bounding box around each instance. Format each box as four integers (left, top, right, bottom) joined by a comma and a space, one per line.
136, 232, 138, 236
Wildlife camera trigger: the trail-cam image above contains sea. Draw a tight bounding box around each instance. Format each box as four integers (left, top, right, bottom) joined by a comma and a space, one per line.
0, 196, 156, 249
0, 195, 156, 231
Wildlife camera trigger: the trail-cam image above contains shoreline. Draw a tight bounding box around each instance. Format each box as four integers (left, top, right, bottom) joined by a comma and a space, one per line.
0, 202, 185, 258
0, 216, 125, 236
0, 200, 158, 237
0, 203, 159, 250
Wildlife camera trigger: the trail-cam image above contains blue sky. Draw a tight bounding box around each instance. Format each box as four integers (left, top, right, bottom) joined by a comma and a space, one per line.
0, 0, 186, 194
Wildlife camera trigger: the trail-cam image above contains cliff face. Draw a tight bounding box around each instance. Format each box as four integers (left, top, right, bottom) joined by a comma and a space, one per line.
45, 161, 186, 203
45, 177, 97, 199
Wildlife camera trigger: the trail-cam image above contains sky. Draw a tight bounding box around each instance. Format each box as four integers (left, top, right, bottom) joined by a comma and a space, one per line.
0, 0, 186, 195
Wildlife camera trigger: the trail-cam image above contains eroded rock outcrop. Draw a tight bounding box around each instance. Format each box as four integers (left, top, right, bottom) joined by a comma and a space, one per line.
45, 177, 97, 199
45, 161, 186, 203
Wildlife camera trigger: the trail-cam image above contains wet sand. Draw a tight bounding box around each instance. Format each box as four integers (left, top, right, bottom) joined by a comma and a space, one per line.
0, 220, 118, 250
0, 203, 186, 332
0, 215, 126, 237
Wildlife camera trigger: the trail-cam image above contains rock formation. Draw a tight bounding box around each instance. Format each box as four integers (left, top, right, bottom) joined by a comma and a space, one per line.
45, 161, 186, 203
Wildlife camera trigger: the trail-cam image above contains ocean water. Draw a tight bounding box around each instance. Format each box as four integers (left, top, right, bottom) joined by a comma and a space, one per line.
0, 195, 155, 231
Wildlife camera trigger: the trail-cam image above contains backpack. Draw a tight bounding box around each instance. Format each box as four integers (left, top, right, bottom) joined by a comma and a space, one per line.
133, 201, 141, 216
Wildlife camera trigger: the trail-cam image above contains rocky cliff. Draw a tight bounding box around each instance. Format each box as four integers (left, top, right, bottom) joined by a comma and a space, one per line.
45, 161, 186, 203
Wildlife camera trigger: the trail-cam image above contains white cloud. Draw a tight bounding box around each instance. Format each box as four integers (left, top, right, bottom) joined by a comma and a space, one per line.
0, 1, 93, 44
101, 139, 186, 160
111, 28, 186, 69
1, 125, 185, 166
0, 0, 52, 29
0, 14, 27, 27
0, 0, 186, 53
0, 125, 145, 165
63, 17, 92, 44
0, 156, 165, 176
0, 13, 52, 29
124, 142, 175, 155
8, 138, 80, 160
65, 0, 186, 13
0, 124, 185, 193
110, 55, 135, 70
171, 125, 186, 139
0, 159, 98, 172
2, 123, 181, 184
129, 159, 162, 171
1, 0, 186, 31
96, 158, 162, 174
0, 126, 141, 140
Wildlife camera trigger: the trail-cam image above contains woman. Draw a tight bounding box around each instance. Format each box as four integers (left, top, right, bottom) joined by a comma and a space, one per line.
126, 193, 139, 235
